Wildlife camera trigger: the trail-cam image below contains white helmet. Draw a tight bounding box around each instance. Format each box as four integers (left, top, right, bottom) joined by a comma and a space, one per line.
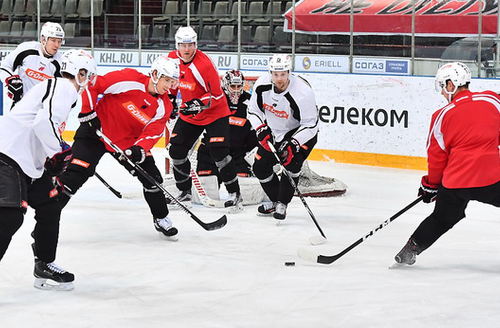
269, 54, 293, 72
175, 26, 197, 49
150, 55, 180, 80
61, 49, 97, 87
435, 62, 471, 102
40, 22, 65, 41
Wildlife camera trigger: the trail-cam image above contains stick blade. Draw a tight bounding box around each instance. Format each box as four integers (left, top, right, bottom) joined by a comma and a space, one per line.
297, 248, 320, 263
309, 235, 327, 246
202, 215, 228, 231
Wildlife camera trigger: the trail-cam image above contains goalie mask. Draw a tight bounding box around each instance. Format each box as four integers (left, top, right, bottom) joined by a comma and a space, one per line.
435, 62, 471, 102
222, 69, 245, 104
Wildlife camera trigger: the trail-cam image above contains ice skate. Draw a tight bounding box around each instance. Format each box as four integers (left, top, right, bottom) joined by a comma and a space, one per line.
390, 239, 420, 268
224, 192, 243, 213
154, 217, 179, 241
166, 189, 192, 209
273, 202, 287, 220
257, 202, 276, 216
33, 260, 75, 291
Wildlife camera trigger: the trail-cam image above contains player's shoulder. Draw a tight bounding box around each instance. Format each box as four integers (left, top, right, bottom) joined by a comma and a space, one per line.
17, 41, 40, 52
254, 74, 272, 87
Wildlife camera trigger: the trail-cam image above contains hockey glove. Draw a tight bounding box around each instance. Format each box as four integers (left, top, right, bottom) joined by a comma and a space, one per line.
180, 98, 205, 116
168, 94, 179, 119
418, 175, 439, 203
256, 124, 274, 152
78, 110, 101, 137
45, 142, 73, 176
5, 75, 23, 103
125, 145, 146, 164
278, 138, 301, 166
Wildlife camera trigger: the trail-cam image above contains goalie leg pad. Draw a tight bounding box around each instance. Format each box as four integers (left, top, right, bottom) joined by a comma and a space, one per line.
191, 175, 220, 205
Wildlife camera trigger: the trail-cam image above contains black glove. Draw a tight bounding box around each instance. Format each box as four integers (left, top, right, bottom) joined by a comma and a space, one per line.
168, 94, 178, 119
124, 145, 146, 163
45, 142, 73, 176
255, 124, 274, 152
418, 175, 439, 203
180, 98, 205, 116
278, 138, 301, 166
5, 75, 23, 103
78, 111, 101, 137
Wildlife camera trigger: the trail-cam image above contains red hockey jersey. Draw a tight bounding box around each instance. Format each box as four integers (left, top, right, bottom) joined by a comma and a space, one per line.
81, 68, 172, 152
168, 50, 230, 125
426, 90, 500, 188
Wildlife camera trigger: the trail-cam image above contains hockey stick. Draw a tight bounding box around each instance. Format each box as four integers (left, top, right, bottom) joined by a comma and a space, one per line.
268, 142, 327, 244
297, 196, 423, 265
96, 130, 227, 231
94, 172, 122, 198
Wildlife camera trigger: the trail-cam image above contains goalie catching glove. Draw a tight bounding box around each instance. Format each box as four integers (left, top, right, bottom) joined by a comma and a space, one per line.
5, 75, 23, 103
45, 142, 73, 176
180, 98, 205, 116
418, 175, 439, 203
278, 138, 301, 166
124, 145, 146, 164
256, 124, 274, 152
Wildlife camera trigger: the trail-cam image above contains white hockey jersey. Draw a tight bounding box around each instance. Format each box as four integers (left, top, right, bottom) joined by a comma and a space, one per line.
247, 73, 319, 145
0, 78, 77, 178
0, 41, 62, 94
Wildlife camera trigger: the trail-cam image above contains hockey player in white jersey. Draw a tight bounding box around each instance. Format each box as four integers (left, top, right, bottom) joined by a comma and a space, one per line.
247, 54, 319, 220
0, 22, 65, 108
0, 49, 96, 291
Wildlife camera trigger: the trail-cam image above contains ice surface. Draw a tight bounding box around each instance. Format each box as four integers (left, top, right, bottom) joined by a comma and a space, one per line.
1, 150, 500, 328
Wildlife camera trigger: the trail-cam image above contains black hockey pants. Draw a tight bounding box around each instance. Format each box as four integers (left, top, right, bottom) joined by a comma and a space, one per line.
58, 135, 168, 219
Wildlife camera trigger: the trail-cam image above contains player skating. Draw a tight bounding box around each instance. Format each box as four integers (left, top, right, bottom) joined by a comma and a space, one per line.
167, 26, 243, 210
247, 54, 319, 220
394, 62, 500, 266
0, 22, 65, 108
55, 55, 181, 240
0, 49, 96, 290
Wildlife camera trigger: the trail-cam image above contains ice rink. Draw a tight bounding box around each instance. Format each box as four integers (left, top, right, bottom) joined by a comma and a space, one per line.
1, 149, 500, 328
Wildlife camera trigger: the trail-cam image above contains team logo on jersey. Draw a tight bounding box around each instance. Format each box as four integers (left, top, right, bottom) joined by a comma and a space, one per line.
229, 116, 246, 127
58, 122, 66, 135
122, 101, 151, 125
178, 81, 196, 91
263, 103, 289, 119
25, 68, 52, 82
21, 200, 28, 208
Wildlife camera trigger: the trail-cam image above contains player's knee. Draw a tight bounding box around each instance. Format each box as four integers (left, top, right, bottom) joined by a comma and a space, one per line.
169, 144, 189, 160
0, 208, 24, 236
33, 201, 62, 225
208, 146, 230, 163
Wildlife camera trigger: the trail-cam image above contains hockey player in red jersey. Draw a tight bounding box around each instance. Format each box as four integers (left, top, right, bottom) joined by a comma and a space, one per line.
394, 62, 500, 266
56, 55, 181, 240
0, 49, 96, 290
0, 22, 65, 108
248, 54, 319, 220
167, 26, 242, 209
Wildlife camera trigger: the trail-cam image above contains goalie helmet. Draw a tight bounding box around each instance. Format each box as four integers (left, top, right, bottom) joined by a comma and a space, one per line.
269, 54, 292, 72
222, 69, 245, 104
175, 26, 198, 49
61, 49, 97, 87
150, 55, 180, 81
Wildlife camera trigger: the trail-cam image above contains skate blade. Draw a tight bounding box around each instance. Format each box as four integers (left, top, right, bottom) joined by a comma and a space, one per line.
256, 212, 274, 217
227, 203, 244, 214
388, 262, 413, 269
158, 232, 179, 242
34, 278, 74, 291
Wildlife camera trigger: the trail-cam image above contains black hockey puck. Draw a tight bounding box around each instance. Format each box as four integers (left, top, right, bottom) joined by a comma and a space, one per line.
285, 261, 296, 266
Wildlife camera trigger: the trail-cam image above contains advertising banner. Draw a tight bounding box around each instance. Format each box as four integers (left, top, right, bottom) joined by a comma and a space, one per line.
284, 0, 498, 36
